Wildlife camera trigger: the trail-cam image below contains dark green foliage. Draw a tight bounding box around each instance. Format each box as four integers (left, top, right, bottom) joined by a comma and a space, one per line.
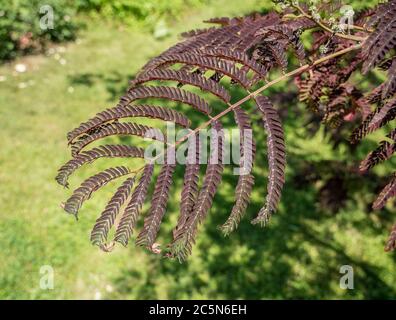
0, 0, 79, 61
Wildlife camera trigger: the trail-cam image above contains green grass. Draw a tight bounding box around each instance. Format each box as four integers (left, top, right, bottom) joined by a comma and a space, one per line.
0, 0, 395, 299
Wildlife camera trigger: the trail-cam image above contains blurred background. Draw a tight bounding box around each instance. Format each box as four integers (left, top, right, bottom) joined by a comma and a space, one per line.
0, 0, 395, 299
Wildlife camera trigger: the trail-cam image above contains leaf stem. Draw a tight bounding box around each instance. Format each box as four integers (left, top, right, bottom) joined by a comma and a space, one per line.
175, 43, 363, 145
138, 43, 362, 169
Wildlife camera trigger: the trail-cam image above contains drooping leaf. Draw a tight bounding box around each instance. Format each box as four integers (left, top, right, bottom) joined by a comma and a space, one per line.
62, 166, 132, 217
136, 162, 176, 249
132, 69, 231, 103
56, 145, 145, 188
362, 1, 396, 74
118, 86, 211, 115
350, 97, 396, 144
68, 105, 191, 143
173, 135, 201, 239
91, 177, 135, 248
71, 122, 164, 156
373, 174, 396, 210
385, 223, 396, 252
114, 164, 154, 246
220, 107, 256, 235
252, 96, 286, 226
170, 121, 224, 261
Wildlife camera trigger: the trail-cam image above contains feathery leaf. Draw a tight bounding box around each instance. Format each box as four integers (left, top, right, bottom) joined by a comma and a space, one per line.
252, 96, 286, 226
67, 105, 190, 143
170, 121, 224, 261
114, 164, 154, 246
136, 163, 176, 249
71, 122, 164, 156
133, 69, 231, 103
385, 223, 396, 252
62, 166, 132, 217
90, 177, 135, 247
118, 86, 211, 115
373, 173, 396, 210
56, 145, 144, 188
221, 107, 256, 235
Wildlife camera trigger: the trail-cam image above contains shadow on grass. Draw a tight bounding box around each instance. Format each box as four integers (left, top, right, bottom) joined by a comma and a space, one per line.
68, 71, 135, 101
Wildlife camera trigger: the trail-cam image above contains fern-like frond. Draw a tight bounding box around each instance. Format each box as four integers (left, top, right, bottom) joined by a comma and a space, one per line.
173, 136, 201, 238
114, 164, 154, 246
56, 145, 144, 188
58, 6, 396, 260
67, 105, 190, 143
221, 174, 255, 236
367, 84, 386, 104
90, 177, 135, 247
383, 58, 396, 99
142, 53, 251, 88
385, 223, 396, 252
360, 132, 396, 173
220, 107, 256, 235
366, 0, 396, 30
181, 27, 217, 38
249, 41, 288, 72
256, 25, 306, 65
118, 86, 211, 115
136, 163, 176, 249
199, 48, 268, 77
62, 166, 132, 217
298, 72, 322, 106
170, 121, 224, 261
70, 122, 164, 156
132, 69, 231, 103
362, 1, 396, 74
350, 97, 396, 144
252, 96, 286, 226
373, 173, 396, 210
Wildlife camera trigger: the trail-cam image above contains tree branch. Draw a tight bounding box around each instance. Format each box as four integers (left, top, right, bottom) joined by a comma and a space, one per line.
138, 42, 362, 170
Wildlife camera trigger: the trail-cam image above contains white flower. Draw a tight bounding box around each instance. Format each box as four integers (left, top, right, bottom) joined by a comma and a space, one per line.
0, 75, 6, 82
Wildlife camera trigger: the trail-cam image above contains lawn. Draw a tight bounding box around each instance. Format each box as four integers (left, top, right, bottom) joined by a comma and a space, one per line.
0, 0, 395, 299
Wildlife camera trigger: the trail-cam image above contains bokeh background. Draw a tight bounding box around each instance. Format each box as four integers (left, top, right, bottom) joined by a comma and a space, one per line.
1, 0, 395, 299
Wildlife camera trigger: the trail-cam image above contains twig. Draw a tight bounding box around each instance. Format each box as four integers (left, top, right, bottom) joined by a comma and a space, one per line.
132, 43, 363, 171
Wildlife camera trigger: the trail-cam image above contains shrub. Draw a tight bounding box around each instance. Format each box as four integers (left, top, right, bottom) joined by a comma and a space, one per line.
0, 0, 79, 61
